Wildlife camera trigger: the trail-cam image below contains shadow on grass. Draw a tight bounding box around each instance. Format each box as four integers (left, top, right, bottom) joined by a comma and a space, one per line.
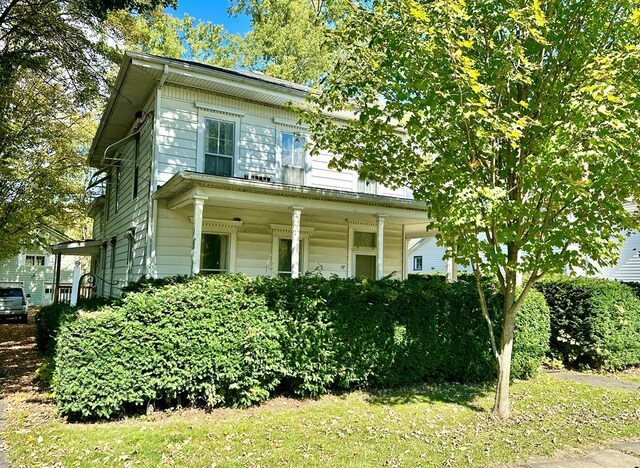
364, 381, 491, 413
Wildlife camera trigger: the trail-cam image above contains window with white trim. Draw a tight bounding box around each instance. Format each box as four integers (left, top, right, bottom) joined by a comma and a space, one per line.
413, 255, 423, 271
204, 118, 234, 177
280, 132, 306, 185
200, 233, 230, 274
25, 255, 46, 267
269, 224, 314, 277
276, 238, 305, 277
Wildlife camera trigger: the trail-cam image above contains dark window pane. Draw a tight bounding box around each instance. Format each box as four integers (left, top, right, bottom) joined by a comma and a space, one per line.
201, 234, 229, 272
205, 155, 232, 177
278, 238, 292, 274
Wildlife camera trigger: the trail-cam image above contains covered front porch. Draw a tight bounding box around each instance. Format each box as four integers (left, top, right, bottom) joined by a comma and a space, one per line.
153, 172, 431, 280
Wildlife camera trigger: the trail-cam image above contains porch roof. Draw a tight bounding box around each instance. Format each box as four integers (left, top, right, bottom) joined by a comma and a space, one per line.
51, 240, 102, 256
157, 171, 428, 211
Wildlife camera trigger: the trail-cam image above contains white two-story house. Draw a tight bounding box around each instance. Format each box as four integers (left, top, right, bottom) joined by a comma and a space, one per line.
71, 52, 430, 296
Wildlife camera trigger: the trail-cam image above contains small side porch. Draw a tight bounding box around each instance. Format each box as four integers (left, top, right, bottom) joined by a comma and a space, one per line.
50, 240, 101, 305
154, 172, 432, 280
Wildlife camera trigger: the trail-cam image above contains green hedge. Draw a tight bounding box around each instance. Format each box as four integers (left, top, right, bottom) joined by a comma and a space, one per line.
54, 275, 282, 418
255, 275, 550, 394
35, 297, 113, 356
536, 276, 640, 370
53, 274, 550, 419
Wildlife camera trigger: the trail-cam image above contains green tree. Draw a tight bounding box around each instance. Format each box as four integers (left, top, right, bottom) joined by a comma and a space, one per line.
229, 0, 348, 85
0, 0, 174, 259
302, 0, 640, 418
107, 8, 240, 68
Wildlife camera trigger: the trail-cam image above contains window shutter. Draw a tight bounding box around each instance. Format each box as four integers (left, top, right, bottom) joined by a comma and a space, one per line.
17, 254, 25, 266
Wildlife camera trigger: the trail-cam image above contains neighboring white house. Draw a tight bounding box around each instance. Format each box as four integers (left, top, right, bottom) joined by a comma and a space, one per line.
408, 230, 640, 282
0, 231, 81, 306
58, 52, 432, 296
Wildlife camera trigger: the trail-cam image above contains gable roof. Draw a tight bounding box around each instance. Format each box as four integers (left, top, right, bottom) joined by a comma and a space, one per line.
88, 52, 314, 168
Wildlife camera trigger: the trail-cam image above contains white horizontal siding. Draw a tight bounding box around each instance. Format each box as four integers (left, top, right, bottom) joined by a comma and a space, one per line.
94, 95, 155, 297
153, 202, 405, 280
157, 84, 412, 197
596, 231, 640, 282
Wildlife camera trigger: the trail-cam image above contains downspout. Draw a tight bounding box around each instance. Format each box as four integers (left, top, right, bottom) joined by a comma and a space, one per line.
146, 64, 169, 278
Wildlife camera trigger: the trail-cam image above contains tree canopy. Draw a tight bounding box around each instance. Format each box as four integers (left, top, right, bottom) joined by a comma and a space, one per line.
114, 0, 346, 86
302, 0, 640, 418
0, 0, 173, 259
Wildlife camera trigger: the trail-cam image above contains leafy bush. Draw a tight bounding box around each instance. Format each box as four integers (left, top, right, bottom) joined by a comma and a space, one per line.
256, 274, 549, 395
53, 273, 550, 419
536, 276, 640, 370
36, 297, 114, 356
35, 303, 76, 356
54, 275, 283, 419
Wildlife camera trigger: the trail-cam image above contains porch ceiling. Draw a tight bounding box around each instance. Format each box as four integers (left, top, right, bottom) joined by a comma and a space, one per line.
51, 240, 101, 256
155, 171, 431, 235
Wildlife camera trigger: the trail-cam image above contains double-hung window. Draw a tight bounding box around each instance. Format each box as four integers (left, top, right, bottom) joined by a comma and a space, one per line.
25, 255, 46, 267
280, 132, 306, 185
200, 233, 230, 274
413, 255, 423, 271
276, 238, 306, 277
204, 118, 234, 177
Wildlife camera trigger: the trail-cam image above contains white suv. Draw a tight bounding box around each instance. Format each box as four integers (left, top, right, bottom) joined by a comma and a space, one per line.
0, 287, 29, 323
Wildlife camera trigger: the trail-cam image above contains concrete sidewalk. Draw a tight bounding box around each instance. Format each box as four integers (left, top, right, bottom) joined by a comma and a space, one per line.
521, 371, 640, 467
528, 441, 640, 467
545, 370, 640, 391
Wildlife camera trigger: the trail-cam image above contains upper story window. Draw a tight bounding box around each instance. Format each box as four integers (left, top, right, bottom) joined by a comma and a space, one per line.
413, 255, 423, 271
280, 132, 306, 185
25, 255, 46, 266
205, 118, 234, 177
357, 177, 377, 195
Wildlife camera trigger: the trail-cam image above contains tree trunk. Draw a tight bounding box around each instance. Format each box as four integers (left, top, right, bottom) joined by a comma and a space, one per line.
493, 314, 515, 418
492, 288, 517, 419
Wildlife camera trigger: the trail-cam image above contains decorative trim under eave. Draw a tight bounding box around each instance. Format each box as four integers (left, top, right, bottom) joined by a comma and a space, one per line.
189, 217, 244, 231
269, 223, 315, 237
347, 219, 377, 230
273, 116, 307, 131
194, 101, 246, 118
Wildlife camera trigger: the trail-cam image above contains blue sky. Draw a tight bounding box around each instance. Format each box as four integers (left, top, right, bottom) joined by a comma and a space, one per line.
164, 1, 252, 34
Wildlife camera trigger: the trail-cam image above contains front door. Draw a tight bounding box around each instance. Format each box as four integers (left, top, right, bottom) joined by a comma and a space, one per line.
355, 254, 376, 279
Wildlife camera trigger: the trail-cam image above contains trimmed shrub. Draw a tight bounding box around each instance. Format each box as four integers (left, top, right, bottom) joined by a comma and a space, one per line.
53, 273, 550, 419
35, 297, 113, 356
35, 303, 76, 356
536, 276, 640, 370
53, 275, 283, 419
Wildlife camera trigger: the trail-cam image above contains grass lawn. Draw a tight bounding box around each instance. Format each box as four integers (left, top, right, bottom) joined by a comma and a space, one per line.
4, 374, 640, 467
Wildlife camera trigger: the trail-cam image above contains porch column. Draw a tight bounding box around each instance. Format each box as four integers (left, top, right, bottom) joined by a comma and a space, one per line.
401, 225, 408, 280
376, 214, 387, 279
290, 206, 303, 278
70, 261, 81, 307
191, 196, 207, 275
446, 247, 458, 283
53, 253, 62, 304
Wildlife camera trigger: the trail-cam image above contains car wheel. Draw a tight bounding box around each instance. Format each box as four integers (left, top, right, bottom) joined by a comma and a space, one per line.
19, 314, 28, 324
